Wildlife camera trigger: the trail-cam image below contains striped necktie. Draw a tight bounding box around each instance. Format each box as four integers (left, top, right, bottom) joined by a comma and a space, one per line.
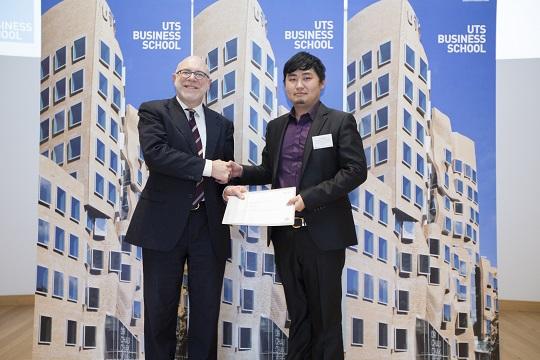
186, 109, 204, 206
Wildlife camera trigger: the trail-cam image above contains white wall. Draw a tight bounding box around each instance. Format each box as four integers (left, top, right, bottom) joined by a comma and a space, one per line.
0, 0, 41, 296
496, 0, 540, 301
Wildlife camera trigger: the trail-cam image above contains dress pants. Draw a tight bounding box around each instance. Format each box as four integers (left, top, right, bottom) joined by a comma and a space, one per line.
272, 227, 346, 360
142, 204, 226, 360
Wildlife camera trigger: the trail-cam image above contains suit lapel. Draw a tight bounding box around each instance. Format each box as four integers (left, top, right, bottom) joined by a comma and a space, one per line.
166, 97, 197, 155
272, 116, 290, 182
204, 106, 219, 160
300, 103, 330, 176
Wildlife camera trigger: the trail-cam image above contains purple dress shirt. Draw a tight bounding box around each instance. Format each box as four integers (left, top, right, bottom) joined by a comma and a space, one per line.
277, 103, 320, 189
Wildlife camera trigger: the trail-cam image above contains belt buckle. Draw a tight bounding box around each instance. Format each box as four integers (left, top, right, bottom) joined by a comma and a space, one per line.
292, 217, 305, 229
191, 203, 200, 211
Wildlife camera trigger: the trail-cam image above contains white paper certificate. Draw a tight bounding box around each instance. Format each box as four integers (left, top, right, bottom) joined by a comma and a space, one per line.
222, 187, 296, 226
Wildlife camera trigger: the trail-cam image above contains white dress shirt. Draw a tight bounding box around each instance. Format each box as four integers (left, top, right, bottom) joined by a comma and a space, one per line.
176, 97, 213, 177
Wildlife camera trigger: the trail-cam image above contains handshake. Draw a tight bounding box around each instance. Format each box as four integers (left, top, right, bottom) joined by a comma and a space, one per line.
211, 160, 243, 184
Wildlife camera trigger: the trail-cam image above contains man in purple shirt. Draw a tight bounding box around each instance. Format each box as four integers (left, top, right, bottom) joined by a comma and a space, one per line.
225, 52, 367, 359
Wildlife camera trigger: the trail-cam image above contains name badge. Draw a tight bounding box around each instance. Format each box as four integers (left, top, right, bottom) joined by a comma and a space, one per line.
312, 134, 333, 149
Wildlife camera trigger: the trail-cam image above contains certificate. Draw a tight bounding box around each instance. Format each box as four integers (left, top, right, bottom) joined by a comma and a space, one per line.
222, 187, 296, 226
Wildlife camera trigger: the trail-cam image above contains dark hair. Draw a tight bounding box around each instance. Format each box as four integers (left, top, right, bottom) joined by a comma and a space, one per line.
283, 51, 326, 83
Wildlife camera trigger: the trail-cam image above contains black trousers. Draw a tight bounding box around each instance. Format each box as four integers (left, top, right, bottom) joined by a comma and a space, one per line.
142, 205, 226, 360
272, 227, 346, 360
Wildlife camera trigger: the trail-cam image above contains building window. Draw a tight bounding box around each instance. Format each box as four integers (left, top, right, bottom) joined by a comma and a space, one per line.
378, 323, 388, 348
457, 343, 469, 359
224, 38, 237, 63
208, 79, 218, 103
53, 110, 65, 135
444, 245, 451, 263
394, 328, 408, 351
109, 150, 118, 174
250, 74, 260, 99
405, 44, 415, 70
240, 288, 254, 312
238, 327, 252, 350
40, 119, 49, 143
51, 143, 64, 166
418, 89, 427, 114
454, 220, 464, 237
351, 318, 363, 346
402, 176, 411, 200
416, 154, 425, 177
359, 114, 371, 138
420, 58, 428, 81
377, 73, 389, 98
375, 140, 388, 165
137, 169, 143, 185
364, 191, 374, 217
71, 69, 84, 94
112, 86, 121, 111
40, 88, 49, 112
114, 55, 123, 78
41, 56, 50, 80
95, 172, 104, 197
414, 185, 424, 208
36, 265, 48, 294
429, 267, 440, 285
121, 264, 131, 282
133, 300, 142, 319
86, 287, 100, 310
404, 76, 413, 102
364, 146, 371, 169
266, 55, 274, 79
68, 102, 82, 128
96, 138, 105, 164
346, 268, 359, 297
400, 252, 412, 274
54, 46, 66, 72
222, 321, 232, 347
67, 136, 81, 162
97, 105, 107, 130
110, 118, 118, 141
363, 274, 374, 301
109, 251, 121, 272
39, 315, 52, 344
100, 40, 110, 66
378, 237, 387, 262
403, 109, 412, 134
39, 177, 52, 205
361, 51, 372, 75
251, 41, 262, 66
56, 187, 66, 214
108, 182, 117, 205
92, 249, 104, 271
378, 278, 388, 304
445, 149, 452, 164
346, 92, 356, 113
378, 41, 391, 66
68, 276, 78, 302
66, 320, 77, 346
402, 143, 412, 167
223, 278, 233, 304
223, 71, 235, 96
248, 140, 258, 165
68, 234, 79, 259
83, 325, 97, 349
98, 73, 108, 98
207, 48, 218, 71
418, 254, 430, 275
349, 189, 359, 210
375, 106, 388, 131
222, 104, 234, 122
379, 200, 388, 225
54, 78, 66, 103
443, 304, 451, 322
347, 61, 356, 85
364, 230, 374, 256
360, 82, 372, 107
416, 122, 425, 145
53, 271, 64, 299
264, 87, 273, 112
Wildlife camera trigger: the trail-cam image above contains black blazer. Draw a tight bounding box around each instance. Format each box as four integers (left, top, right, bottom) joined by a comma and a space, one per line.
125, 97, 234, 259
239, 103, 367, 251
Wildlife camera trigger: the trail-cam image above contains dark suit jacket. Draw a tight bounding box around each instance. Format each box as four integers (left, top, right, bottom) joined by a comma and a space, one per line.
125, 97, 234, 259
239, 103, 367, 251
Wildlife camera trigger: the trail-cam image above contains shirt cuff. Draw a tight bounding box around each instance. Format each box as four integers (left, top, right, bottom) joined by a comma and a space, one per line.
203, 159, 213, 177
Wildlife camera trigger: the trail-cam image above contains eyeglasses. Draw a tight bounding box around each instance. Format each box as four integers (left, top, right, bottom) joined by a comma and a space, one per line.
176, 69, 209, 80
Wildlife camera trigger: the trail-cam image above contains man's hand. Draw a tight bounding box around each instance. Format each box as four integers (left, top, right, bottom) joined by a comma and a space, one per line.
212, 160, 231, 184
287, 195, 305, 212
223, 185, 247, 201
228, 161, 243, 178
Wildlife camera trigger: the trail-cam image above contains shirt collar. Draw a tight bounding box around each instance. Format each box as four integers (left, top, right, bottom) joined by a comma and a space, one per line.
289, 101, 320, 123
176, 97, 204, 118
